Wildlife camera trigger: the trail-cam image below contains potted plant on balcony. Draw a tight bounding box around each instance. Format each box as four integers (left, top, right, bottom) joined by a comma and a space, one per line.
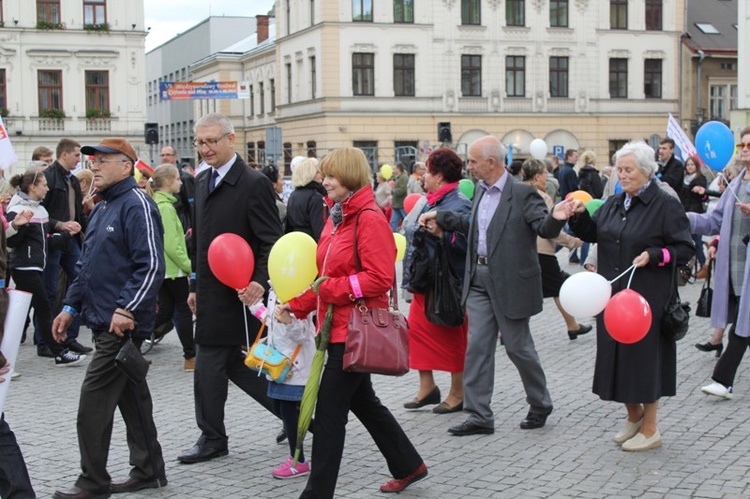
86, 108, 111, 119
39, 108, 66, 119
84, 22, 110, 32
36, 20, 66, 30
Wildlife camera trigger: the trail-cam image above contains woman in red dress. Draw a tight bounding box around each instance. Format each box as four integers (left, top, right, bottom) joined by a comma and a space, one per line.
404, 148, 471, 414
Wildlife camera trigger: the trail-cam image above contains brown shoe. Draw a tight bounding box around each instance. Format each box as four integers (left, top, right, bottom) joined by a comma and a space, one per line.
53, 485, 111, 499
696, 265, 708, 279
184, 357, 195, 372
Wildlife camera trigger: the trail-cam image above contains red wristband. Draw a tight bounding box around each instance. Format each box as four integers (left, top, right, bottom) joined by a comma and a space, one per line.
349, 274, 364, 299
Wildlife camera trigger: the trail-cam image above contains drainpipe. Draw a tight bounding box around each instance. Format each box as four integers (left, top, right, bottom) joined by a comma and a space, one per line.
697, 50, 706, 124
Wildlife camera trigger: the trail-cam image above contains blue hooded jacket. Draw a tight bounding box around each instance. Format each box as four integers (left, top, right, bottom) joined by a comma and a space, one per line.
64, 176, 164, 337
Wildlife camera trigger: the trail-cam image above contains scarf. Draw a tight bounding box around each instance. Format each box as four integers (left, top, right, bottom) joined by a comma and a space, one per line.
683, 172, 697, 187
426, 182, 459, 207
330, 202, 343, 227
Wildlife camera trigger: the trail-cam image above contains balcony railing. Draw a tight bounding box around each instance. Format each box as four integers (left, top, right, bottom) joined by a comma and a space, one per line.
502, 97, 532, 113
38, 118, 65, 132
547, 98, 575, 113
86, 118, 112, 132
458, 97, 488, 113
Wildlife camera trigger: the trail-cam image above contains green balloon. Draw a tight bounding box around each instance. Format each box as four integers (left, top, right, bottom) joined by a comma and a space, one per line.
459, 178, 475, 200
585, 199, 604, 216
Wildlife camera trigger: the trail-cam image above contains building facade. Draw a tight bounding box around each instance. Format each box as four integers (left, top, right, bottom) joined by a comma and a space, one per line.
145, 16, 259, 165
0, 0, 147, 170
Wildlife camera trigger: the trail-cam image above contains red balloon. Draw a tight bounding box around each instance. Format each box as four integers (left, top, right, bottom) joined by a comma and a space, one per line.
404, 193, 422, 214
388, 180, 395, 188
208, 233, 255, 289
603, 289, 652, 344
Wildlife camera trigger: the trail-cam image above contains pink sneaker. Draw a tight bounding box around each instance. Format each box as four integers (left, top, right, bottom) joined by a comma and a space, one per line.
272, 457, 310, 479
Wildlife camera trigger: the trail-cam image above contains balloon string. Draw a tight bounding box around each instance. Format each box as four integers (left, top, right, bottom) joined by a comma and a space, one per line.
609, 264, 636, 285
243, 302, 250, 358
718, 173, 742, 203
626, 265, 637, 289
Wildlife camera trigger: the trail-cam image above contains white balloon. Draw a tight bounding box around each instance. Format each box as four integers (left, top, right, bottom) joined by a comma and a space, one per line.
529, 138, 548, 160
559, 272, 612, 317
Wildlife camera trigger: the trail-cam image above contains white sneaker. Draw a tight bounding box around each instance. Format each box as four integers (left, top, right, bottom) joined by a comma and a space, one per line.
701, 382, 733, 399
55, 349, 86, 367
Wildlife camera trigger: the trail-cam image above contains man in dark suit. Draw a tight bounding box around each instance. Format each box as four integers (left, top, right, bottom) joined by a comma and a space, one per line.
657, 138, 684, 194
178, 114, 283, 464
420, 135, 573, 435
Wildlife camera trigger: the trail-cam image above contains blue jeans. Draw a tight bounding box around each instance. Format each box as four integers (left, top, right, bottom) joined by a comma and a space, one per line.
41, 239, 82, 343
390, 208, 407, 231
0, 414, 35, 499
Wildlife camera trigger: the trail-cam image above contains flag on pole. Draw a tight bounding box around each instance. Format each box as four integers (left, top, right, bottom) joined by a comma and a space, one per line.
0, 116, 18, 171
666, 113, 698, 163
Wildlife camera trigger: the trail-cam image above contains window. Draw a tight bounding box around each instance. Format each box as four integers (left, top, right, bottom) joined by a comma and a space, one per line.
0, 1, 3, 25
85, 71, 109, 114
247, 142, 256, 164
310, 0, 315, 25
352, 53, 374, 96
609, 140, 629, 161
353, 0, 372, 22
610, 0, 627, 29
259, 82, 265, 115
609, 58, 628, 98
394, 0, 413, 23
257, 140, 266, 164
270, 79, 276, 112
644, 59, 662, 99
0, 69, 6, 111
284, 142, 293, 173
461, 55, 481, 97
461, 0, 480, 25
286, 0, 291, 34
353, 140, 378, 171
286, 63, 292, 104
37, 0, 60, 23
394, 140, 418, 169
710, 84, 739, 120
645, 0, 661, 31
550, 0, 568, 28
506, 0, 525, 27
393, 54, 415, 97
83, 0, 106, 25
549, 56, 568, 97
695, 23, 719, 34
249, 85, 254, 116
307, 140, 317, 158
38, 70, 63, 113
506, 56, 525, 97
310, 56, 316, 99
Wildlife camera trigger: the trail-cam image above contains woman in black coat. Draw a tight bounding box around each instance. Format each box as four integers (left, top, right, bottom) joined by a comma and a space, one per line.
678, 155, 708, 270
567, 141, 694, 452
285, 158, 326, 241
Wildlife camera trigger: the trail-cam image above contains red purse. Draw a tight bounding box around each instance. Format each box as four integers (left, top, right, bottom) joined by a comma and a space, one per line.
344, 282, 409, 376
342, 209, 409, 376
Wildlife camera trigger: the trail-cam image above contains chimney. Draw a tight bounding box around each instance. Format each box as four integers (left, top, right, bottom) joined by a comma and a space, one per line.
256, 15, 269, 44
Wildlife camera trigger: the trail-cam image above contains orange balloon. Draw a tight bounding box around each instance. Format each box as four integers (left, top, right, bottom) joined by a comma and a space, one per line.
565, 190, 594, 204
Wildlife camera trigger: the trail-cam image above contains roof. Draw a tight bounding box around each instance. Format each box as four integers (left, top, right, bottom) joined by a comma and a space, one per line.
684, 0, 738, 54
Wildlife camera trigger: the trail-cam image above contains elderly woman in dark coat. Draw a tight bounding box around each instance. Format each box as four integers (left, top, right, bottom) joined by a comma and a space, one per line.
567, 141, 694, 452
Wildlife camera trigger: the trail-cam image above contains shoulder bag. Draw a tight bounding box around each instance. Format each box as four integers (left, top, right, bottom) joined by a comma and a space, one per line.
661, 251, 691, 341
424, 238, 465, 327
115, 332, 150, 385
343, 209, 410, 376
695, 260, 713, 318
244, 320, 302, 382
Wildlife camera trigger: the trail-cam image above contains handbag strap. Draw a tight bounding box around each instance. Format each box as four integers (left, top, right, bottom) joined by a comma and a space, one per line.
666, 249, 681, 304
352, 208, 399, 311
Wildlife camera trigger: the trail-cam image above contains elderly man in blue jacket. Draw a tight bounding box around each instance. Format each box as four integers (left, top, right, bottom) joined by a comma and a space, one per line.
51, 138, 167, 499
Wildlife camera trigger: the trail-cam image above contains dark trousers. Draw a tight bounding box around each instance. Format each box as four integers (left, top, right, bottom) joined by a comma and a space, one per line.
154, 277, 195, 358
75, 331, 165, 492
0, 414, 35, 499
42, 240, 82, 341
274, 399, 305, 463
712, 293, 744, 387
193, 344, 278, 448
300, 344, 423, 499
12, 269, 64, 356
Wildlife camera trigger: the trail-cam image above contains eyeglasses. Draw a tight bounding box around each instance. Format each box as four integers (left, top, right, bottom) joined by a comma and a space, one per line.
192, 133, 230, 148
160, 152, 176, 157
737, 142, 750, 150
86, 158, 128, 168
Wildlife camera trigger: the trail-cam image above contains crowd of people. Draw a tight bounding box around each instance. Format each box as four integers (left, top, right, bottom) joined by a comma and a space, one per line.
0, 115, 749, 498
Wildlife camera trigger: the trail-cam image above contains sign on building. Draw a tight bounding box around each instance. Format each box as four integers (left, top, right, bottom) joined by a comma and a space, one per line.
159, 81, 250, 101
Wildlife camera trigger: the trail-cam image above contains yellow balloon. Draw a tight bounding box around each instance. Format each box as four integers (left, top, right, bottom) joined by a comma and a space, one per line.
268, 232, 319, 303
566, 190, 593, 205
381, 164, 393, 180
394, 233, 406, 262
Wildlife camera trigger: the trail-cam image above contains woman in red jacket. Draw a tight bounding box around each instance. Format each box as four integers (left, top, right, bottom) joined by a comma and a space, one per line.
287, 148, 426, 498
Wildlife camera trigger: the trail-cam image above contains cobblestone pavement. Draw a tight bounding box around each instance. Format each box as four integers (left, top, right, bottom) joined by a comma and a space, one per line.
6, 258, 750, 498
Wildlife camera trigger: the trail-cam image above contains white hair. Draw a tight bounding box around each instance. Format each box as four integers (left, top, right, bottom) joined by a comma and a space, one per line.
614, 141, 656, 179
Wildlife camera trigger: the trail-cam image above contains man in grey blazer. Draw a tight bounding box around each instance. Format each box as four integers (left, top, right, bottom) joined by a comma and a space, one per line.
420, 135, 574, 435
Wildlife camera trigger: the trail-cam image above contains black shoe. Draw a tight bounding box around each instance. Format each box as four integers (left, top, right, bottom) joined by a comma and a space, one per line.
520, 410, 551, 430
433, 401, 463, 414
177, 444, 228, 464
447, 420, 494, 436
37, 345, 55, 358
65, 339, 93, 354
276, 428, 287, 444
111, 475, 167, 493
53, 485, 111, 499
695, 341, 723, 358
568, 324, 593, 340
404, 386, 441, 409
